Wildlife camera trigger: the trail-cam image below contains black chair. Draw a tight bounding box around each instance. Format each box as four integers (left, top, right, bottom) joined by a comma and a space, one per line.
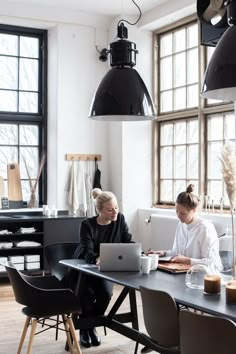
5, 261, 82, 354
135, 286, 180, 354
45, 242, 79, 343
179, 310, 236, 354
45, 242, 79, 281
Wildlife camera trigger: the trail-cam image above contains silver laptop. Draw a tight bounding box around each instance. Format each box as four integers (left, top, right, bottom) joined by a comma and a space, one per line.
99, 243, 142, 272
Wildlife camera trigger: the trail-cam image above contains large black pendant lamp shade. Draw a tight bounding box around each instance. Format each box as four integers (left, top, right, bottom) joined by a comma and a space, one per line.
201, 0, 236, 100
89, 1, 156, 121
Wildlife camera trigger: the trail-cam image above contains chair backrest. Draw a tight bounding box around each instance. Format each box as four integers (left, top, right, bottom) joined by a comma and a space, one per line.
140, 286, 180, 347
179, 310, 236, 354
5, 261, 80, 317
45, 242, 78, 281
5, 261, 33, 307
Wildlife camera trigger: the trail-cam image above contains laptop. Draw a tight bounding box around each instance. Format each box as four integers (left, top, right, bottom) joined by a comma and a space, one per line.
99, 243, 142, 272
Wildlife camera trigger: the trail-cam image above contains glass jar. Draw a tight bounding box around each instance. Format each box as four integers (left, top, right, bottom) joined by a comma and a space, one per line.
185, 264, 209, 289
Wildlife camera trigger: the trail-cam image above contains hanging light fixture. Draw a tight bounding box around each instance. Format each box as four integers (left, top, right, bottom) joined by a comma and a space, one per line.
201, 0, 236, 100
89, 0, 156, 121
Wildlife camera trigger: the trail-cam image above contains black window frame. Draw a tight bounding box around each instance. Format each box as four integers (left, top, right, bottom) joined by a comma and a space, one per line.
0, 24, 47, 206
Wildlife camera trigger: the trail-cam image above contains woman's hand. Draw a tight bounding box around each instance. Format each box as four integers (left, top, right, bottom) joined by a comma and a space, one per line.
96, 257, 100, 265
170, 255, 190, 265
145, 249, 166, 257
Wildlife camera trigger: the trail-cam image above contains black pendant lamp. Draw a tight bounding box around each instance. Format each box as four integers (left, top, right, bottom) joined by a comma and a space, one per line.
89, 1, 156, 121
201, 0, 236, 100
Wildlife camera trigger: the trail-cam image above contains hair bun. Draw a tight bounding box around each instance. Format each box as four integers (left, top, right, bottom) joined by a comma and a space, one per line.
186, 184, 194, 193
92, 188, 102, 199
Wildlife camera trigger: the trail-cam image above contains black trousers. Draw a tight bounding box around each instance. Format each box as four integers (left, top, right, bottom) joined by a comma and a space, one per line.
80, 274, 113, 319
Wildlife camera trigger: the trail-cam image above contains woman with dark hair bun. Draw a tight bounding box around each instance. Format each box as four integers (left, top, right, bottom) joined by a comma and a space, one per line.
148, 184, 220, 266
141, 184, 221, 354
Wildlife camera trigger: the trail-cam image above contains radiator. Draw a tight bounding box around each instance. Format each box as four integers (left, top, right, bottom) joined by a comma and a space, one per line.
150, 214, 178, 251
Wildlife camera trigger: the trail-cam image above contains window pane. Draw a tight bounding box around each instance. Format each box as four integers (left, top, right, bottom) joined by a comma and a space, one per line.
208, 116, 223, 141
187, 120, 198, 143
19, 58, 38, 91
160, 33, 172, 57
161, 123, 173, 145
0, 34, 17, 55
176, 180, 187, 197
208, 141, 223, 179
20, 147, 39, 179
20, 37, 39, 58
20, 125, 38, 145
187, 24, 198, 48
225, 113, 235, 140
173, 28, 185, 53
175, 146, 186, 178
161, 147, 173, 178
160, 91, 172, 112
19, 92, 38, 113
0, 56, 18, 89
188, 145, 198, 179
160, 57, 172, 90
160, 180, 172, 201
0, 147, 18, 178
175, 122, 186, 144
174, 52, 186, 87
187, 84, 198, 108
208, 180, 223, 205
0, 124, 18, 145
174, 87, 186, 110
187, 48, 198, 84
0, 90, 17, 111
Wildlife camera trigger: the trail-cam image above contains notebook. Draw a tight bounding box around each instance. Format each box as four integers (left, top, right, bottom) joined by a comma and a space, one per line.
99, 243, 142, 272
158, 262, 191, 274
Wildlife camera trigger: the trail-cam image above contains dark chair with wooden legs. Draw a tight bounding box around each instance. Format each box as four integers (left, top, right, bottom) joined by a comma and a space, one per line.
45, 242, 78, 282
5, 261, 82, 354
135, 286, 180, 354
45, 242, 79, 341
179, 310, 236, 354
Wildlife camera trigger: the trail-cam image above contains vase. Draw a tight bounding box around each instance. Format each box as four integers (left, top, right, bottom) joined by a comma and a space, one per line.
28, 191, 38, 208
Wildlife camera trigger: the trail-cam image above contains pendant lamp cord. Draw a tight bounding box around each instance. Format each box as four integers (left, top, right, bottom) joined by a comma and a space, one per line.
118, 0, 142, 27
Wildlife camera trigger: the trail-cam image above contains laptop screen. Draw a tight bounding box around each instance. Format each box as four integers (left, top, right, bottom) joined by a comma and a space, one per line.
99, 243, 142, 272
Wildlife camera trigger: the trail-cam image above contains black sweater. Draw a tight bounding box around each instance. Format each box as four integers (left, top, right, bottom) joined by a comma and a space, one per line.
73, 213, 132, 264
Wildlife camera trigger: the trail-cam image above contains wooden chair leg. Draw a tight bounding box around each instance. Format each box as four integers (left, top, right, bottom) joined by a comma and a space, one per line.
67, 316, 82, 354
26, 318, 38, 354
62, 314, 74, 354
17, 316, 31, 354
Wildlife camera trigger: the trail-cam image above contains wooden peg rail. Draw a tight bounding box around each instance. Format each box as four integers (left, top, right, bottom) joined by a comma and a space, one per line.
65, 154, 102, 161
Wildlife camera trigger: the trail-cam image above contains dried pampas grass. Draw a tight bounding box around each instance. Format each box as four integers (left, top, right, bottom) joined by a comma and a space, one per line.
219, 142, 236, 278
219, 143, 236, 211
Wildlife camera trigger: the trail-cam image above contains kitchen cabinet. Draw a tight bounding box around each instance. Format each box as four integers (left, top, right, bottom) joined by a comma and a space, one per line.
0, 211, 83, 277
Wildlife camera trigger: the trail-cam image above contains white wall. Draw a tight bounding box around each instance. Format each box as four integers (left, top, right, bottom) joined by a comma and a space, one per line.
0, 1, 196, 240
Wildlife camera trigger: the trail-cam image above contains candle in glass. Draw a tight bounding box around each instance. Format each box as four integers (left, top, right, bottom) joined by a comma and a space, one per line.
204, 274, 221, 295
226, 280, 236, 304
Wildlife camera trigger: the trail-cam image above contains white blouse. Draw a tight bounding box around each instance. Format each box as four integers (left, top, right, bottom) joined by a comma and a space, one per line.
166, 217, 221, 266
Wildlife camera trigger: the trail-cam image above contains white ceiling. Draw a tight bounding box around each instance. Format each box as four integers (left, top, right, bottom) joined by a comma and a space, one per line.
4, 0, 168, 17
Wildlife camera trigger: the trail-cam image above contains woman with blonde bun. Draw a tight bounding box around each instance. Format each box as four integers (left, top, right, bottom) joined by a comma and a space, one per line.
71, 190, 133, 348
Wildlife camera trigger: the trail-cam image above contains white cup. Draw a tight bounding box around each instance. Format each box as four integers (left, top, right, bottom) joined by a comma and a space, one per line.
51, 208, 58, 217
148, 254, 159, 270
141, 256, 151, 274
43, 204, 49, 215
44, 209, 51, 217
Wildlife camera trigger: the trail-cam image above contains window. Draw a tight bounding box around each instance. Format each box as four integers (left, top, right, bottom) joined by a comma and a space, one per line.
159, 23, 199, 113
0, 25, 47, 206
160, 118, 199, 202
154, 17, 234, 208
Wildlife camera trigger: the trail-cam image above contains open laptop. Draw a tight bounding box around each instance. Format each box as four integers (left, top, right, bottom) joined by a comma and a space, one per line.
99, 243, 142, 272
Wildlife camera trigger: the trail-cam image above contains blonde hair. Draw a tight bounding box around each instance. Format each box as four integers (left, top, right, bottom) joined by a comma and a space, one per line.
94, 190, 117, 213
176, 184, 200, 210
